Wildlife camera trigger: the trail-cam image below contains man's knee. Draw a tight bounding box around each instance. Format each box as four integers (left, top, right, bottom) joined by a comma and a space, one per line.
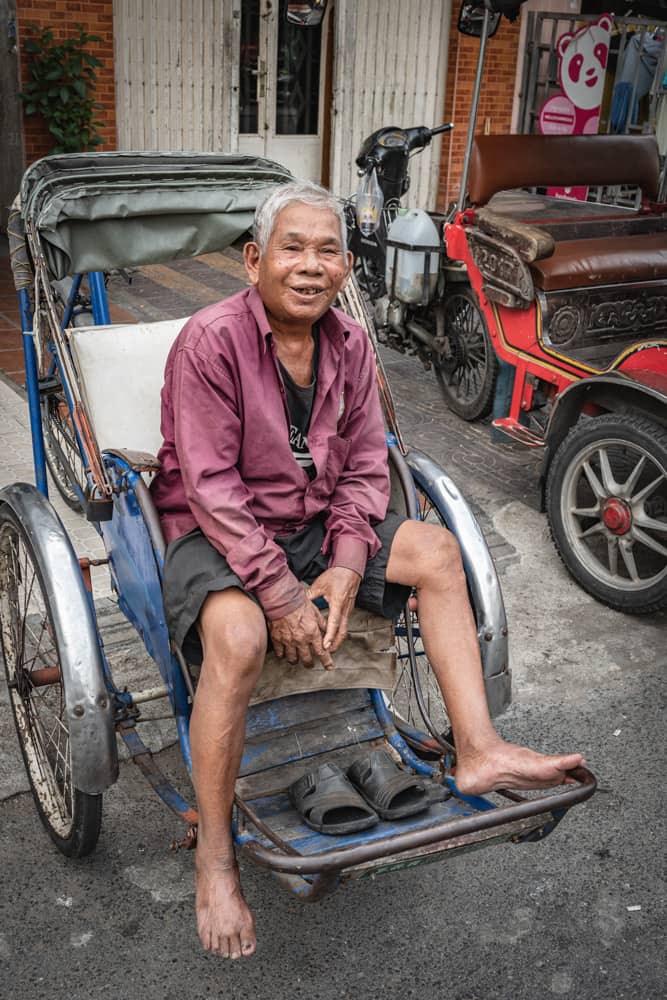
199, 590, 267, 684
414, 523, 465, 586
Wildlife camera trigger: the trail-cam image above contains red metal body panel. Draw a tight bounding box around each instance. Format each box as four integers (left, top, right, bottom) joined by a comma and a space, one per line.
445, 214, 667, 432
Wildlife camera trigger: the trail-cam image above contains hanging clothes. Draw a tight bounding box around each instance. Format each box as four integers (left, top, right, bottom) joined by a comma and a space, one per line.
611, 30, 664, 132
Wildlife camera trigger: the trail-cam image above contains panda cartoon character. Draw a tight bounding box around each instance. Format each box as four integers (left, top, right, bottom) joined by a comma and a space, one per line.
557, 13, 613, 134
539, 13, 613, 136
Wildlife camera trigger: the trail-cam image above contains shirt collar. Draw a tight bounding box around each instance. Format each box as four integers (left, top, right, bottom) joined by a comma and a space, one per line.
245, 285, 351, 355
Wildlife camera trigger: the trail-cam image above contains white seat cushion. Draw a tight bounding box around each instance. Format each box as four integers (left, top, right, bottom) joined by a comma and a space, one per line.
68, 318, 189, 457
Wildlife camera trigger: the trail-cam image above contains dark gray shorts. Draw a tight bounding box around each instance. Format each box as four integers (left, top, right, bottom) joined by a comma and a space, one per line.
162, 512, 411, 664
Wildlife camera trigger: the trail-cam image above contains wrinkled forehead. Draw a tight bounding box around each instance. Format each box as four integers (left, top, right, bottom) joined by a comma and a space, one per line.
269, 202, 344, 244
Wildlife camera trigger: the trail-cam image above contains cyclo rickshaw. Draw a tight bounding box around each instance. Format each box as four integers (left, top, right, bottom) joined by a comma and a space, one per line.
1, 152, 594, 898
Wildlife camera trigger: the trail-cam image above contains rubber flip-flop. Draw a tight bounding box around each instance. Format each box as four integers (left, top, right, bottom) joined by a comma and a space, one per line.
347, 749, 430, 820
288, 762, 379, 835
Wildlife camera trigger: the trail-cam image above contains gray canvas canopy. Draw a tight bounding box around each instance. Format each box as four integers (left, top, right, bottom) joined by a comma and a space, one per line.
11, 151, 294, 284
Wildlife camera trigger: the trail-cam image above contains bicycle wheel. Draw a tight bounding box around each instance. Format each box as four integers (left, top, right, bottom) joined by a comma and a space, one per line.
0, 504, 102, 856
41, 388, 86, 511
389, 484, 453, 754
434, 286, 498, 421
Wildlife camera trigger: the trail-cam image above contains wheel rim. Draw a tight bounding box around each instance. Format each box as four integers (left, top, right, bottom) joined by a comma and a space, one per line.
389, 489, 450, 744
436, 293, 491, 407
0, 520, 75, 838
41, 393, 85, 506
560, 434, 667, 592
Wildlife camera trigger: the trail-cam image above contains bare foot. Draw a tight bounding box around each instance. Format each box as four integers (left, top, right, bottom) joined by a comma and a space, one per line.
195, 852, 256, 958
454, 737, 585, 796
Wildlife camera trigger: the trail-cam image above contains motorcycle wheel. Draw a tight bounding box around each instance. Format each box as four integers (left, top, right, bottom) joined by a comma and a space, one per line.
434, 286, 498, 421
546, 413, 667, 614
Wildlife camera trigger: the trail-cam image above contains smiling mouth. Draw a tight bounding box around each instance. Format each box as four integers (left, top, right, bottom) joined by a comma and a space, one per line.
291, 287, 325, 296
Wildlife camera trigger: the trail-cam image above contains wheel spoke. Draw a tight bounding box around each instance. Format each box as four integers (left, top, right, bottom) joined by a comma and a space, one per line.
597, 447, 620, 495
621, 454, 646, 498
582, 460, 607, 501
579, 520, 605, 539
631, 473, 665, 506
606, 537, 619, 577
633, 511, 667, 534
619, 542, 640, 583
632, 526, 667, 558
571, 504, 600, 519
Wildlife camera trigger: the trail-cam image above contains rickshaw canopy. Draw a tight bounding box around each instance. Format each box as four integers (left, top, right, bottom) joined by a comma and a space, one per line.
15, 151, 294, 280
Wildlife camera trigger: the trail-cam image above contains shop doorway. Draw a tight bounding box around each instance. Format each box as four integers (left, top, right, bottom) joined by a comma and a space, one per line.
237, 0, 331, 180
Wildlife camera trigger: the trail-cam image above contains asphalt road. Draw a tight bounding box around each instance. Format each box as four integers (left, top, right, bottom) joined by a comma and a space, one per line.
0, 352, 665, 1000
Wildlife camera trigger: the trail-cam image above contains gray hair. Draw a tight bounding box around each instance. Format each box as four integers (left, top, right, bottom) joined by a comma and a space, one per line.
253, 180, 348, 256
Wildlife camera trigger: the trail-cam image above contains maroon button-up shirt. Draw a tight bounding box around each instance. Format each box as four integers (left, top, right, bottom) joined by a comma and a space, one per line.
151, 287, 390, 620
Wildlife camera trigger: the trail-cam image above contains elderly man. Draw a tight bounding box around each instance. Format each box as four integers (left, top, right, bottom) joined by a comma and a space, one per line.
151, 181, 583, 959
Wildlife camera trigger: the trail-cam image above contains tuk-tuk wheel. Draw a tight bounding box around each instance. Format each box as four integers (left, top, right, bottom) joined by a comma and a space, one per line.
434, 287, 498, 422
0, 504, 102, 856
546, 413, 667, 614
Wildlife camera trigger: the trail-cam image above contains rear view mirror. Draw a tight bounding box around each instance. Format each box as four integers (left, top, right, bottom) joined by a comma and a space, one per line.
286, 1, 328, 26
458, 2, 501, 37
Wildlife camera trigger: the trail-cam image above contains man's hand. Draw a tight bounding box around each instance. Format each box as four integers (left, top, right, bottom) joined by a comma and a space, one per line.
306, 567, 362, 653
269, 597, 333, 670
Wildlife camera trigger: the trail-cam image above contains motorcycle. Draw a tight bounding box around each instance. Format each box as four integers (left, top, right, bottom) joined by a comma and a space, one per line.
348, 0, 667, 615
347, 120, 501, 422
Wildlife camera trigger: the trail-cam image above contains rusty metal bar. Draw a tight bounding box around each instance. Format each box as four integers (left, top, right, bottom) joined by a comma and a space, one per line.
238, 767, 596, 875
29, 665, 62, 687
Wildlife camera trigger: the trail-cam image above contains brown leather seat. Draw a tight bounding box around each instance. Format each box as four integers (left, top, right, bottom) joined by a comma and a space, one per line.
530, 232, 667, 291
468, 134, 660, 206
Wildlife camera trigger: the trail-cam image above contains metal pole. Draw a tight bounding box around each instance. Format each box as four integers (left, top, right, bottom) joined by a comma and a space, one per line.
88, 271, 111, 325
19, 289, 49, 497
456, 7, 492, 213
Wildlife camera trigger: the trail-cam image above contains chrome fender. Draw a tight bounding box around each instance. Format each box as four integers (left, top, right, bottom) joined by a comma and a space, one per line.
0, 483, 118, 794
405, 449, 511, 717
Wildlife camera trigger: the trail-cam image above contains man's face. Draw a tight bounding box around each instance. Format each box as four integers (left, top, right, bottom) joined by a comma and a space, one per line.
244, 202, 353, 330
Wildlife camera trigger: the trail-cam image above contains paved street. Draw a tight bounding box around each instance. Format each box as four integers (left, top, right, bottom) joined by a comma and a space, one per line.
0, 265, 664, 999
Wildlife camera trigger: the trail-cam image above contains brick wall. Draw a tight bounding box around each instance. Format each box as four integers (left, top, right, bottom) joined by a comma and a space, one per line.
437, 7, 521, 211
16, 0, 116, 164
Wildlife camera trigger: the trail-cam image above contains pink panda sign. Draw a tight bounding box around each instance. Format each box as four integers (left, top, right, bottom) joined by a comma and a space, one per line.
539, 13, 613, 200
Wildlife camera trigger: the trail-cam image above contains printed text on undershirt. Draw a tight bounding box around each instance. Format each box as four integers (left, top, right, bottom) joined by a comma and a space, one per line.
278, 328, 320, 481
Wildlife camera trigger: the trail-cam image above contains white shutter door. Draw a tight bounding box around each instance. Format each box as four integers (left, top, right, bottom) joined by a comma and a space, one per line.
330, 0, 451, 208
113, 0, 238, 152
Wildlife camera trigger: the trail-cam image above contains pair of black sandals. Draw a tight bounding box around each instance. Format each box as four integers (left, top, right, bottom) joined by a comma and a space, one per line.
288, 749, 449, 835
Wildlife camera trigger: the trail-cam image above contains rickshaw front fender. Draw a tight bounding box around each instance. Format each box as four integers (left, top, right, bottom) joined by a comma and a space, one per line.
404, 449, 511, 717
0, 482, 118, 794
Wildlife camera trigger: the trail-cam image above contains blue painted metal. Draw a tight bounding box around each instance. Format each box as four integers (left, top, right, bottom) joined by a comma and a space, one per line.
61, 274, 83, 328
88, 271, 110, 325
97, 455, 194, 769
99, 459, 176, 685
19, 290, 49, 497
370, 689, 439, 778
118, 725, 197, 822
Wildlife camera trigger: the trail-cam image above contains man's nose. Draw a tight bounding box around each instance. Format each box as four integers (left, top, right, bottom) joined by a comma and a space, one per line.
299, 248, 323, 271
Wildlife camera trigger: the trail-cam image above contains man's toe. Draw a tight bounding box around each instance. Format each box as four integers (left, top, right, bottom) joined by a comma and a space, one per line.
229, 933, 243, 960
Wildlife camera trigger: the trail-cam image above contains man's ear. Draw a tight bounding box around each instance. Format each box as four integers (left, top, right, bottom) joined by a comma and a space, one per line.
243, 241, 261, 284
338, 250, 354, 291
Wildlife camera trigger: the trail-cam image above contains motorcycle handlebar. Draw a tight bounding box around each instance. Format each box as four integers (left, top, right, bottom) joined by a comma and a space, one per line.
429, 122, 455, 137
406, 122, 454, 152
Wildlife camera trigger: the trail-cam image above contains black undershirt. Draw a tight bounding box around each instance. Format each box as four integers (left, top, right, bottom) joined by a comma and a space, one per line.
278, 328, 320, 481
